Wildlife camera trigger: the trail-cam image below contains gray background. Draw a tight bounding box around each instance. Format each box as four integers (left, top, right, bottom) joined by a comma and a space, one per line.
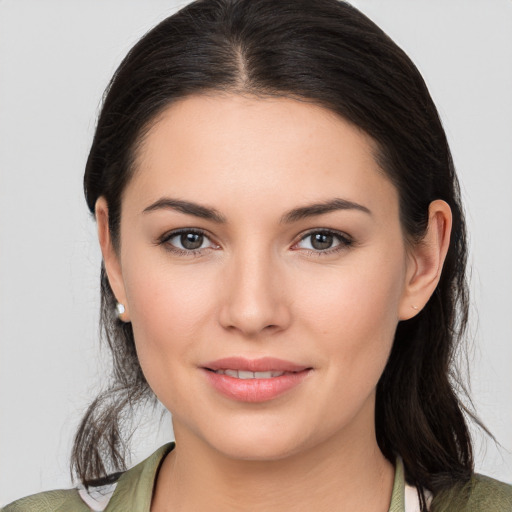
1, 0, 511, 505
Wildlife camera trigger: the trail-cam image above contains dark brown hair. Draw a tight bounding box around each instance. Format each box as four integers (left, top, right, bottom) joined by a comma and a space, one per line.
75, 1, 478, 508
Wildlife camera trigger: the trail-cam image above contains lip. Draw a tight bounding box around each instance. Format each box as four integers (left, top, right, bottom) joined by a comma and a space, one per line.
201, 357, 312, 403
202, 356, 309, 373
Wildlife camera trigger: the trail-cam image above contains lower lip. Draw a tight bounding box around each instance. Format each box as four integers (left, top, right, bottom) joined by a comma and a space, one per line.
203, 369, 312, 402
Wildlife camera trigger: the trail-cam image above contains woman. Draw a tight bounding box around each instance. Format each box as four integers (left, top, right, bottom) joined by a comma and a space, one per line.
3, 0, 511, 510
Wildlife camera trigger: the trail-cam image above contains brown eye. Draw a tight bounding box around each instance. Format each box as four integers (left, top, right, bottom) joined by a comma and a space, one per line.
180, 232, 204, 250
162, 229, 215, 253
311, 232, 334, 250
295, 230, 353, 253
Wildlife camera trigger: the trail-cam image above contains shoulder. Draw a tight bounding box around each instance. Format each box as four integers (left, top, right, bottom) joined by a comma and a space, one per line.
432, 474, 512, 512
2, 489, 90, 512
2, 443, 174, 512
468, 474, 512, 509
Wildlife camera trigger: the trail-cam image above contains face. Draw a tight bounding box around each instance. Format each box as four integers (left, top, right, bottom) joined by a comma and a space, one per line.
101, 94, 423, 461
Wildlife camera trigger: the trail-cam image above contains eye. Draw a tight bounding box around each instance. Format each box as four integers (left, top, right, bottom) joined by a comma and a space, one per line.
159, 229, 217, 254
295, 230, 353, 253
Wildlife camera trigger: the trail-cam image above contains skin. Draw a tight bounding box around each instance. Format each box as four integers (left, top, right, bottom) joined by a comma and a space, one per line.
97, 94, 452, 511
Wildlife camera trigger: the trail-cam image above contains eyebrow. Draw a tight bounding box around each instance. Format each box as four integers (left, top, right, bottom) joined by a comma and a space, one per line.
142, 197, 371, 224
280, 198, 371, 223
142, 198, 227, 223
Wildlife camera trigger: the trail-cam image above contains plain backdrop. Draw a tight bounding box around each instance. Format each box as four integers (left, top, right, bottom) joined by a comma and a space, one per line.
1, 0, 511, 505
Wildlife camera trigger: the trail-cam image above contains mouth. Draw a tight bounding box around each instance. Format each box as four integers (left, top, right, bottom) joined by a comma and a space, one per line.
201, 357, 312, 402
205, 369, 296, 379
202, 356, 310, 374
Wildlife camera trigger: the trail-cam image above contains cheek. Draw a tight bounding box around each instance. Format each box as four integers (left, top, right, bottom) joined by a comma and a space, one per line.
122, 255, 218, 376
296, 248, 406, 371
291, 253, 406, 436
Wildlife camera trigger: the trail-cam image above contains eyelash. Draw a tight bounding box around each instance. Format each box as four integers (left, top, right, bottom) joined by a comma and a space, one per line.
158, 228, 218, 257
157, 228, 354, 257
292, 229, 354, 256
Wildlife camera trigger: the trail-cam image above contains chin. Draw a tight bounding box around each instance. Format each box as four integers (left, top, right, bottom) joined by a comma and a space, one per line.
215, 436, 306, 462
190, 414, 319, 463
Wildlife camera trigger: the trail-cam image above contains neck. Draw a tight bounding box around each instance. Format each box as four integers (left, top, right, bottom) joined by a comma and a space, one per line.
152, 422, 394, 512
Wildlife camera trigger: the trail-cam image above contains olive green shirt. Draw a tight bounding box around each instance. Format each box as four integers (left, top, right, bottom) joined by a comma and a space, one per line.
3, 443, 512, 511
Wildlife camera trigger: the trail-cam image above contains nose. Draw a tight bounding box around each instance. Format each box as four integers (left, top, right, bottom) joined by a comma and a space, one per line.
218, 247, 291, 337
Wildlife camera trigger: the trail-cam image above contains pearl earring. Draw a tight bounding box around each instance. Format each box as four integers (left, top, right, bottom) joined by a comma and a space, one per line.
116, 302, 126, 320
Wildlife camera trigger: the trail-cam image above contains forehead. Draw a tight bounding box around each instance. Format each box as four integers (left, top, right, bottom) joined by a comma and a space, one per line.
127, 93, 398, 218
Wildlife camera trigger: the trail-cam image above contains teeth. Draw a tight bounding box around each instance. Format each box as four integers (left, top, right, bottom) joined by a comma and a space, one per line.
254, 371, 272, 378
214, 369, 287, 379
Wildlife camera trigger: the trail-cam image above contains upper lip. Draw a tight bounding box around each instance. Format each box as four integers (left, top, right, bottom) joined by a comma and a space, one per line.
202, 357, 310, 373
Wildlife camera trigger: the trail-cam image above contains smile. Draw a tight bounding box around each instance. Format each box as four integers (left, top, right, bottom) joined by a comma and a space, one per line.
211, 369, 289, 379
202, 357, 312, 402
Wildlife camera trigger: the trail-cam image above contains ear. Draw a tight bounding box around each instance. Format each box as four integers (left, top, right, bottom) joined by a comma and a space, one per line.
398, 199, 452, 321
96, 197, 130, 322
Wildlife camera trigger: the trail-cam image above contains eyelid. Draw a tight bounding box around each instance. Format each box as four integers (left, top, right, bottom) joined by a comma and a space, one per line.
292, 228, 354, 254
156, 227, 353, 257
158, 227, 219, 255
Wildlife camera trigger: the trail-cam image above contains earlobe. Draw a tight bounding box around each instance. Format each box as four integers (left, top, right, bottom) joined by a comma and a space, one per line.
95, 197, 130, 322
399, 200, 452, 321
